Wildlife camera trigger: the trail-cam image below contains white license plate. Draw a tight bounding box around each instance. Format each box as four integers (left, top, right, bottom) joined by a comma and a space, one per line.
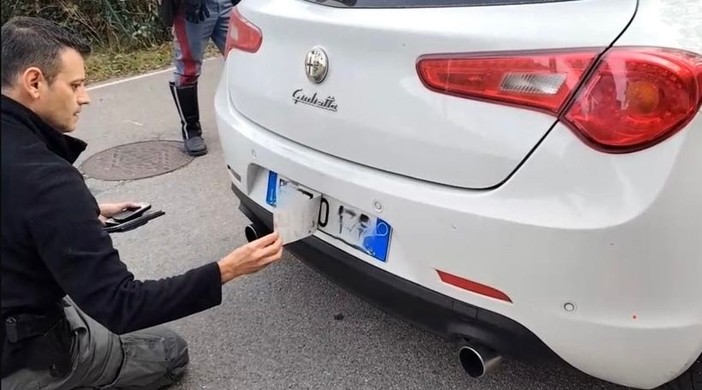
265, 171, 391, 262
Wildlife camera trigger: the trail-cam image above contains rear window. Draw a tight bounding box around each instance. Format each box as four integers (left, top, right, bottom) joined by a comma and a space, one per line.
302, 0, 579, 8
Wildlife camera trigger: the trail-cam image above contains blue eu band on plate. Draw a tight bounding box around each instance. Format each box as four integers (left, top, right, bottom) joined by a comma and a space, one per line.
266, 171, 391, 262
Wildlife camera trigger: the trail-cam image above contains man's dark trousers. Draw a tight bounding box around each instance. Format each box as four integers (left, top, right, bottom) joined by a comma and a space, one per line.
2, 299, 189, 390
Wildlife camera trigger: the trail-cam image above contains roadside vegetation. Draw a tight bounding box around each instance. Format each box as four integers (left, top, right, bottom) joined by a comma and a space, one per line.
1, 0, 218, 83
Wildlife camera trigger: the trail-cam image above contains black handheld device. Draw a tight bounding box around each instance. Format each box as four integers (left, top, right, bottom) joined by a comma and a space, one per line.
103, 203, 165, 233
109, 203, 151, 223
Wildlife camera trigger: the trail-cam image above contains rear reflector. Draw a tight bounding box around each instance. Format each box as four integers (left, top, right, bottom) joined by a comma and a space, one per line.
417, 47, 702, 153
224, 8, 262, 56
436, 270, 512, 303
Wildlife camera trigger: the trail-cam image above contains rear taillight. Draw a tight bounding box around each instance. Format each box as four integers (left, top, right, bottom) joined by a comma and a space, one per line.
224, 8, 262, 57
564, 48, 702, 152
417, 50, 600, 114
417, 48, 702, 153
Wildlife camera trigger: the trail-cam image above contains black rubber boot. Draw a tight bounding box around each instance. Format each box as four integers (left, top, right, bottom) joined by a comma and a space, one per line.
169, 82, 208, 156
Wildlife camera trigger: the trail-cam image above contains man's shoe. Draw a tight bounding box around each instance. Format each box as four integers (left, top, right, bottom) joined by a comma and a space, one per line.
183, 134, 208, 156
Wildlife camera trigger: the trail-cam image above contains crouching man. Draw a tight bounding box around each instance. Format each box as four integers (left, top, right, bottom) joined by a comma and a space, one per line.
1, 16, 282, 390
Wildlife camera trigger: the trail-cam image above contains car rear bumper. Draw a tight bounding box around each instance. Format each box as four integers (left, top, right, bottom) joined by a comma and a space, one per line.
215, 66, 702, 389
232, 182, 553, 360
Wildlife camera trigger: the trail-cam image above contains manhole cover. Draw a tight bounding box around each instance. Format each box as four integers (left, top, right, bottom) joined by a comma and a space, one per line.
80, 140, 194, 181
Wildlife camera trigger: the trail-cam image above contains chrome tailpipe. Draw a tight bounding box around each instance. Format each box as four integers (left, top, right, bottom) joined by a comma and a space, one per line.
459, 343, 503, 378
244, 223, 270, 242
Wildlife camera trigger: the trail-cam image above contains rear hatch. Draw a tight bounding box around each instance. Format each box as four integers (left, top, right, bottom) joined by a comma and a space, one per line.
227, 0, 636, 189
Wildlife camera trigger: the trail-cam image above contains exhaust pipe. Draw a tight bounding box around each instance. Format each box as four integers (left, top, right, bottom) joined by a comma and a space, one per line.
244, 223, 270, 242
459, 343, 502, 378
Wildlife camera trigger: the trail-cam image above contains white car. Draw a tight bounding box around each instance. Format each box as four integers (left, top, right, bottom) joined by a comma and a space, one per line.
214, 0, 702, 388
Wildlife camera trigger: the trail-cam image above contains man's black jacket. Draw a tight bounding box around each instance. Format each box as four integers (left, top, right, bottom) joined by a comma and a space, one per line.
1, 95, 222, 339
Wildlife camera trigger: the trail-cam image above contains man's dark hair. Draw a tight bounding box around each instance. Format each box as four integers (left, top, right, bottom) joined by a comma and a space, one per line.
1, 16, 92, 88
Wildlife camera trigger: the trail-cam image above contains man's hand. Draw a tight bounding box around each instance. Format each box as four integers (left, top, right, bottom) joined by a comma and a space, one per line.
98, 202, 141, 225
184, 0, 210, 23
218, 231, 283, 283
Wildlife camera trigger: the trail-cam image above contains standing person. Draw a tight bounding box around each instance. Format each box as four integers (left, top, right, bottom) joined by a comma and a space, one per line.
161, 0, 240, 156
1, 16, 281, 390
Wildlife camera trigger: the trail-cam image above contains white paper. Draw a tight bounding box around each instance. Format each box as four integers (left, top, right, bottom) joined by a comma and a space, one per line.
273, 186, 321, 244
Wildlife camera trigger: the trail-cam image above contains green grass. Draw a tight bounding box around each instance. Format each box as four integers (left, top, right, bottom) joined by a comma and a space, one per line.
86, 43, 221, 85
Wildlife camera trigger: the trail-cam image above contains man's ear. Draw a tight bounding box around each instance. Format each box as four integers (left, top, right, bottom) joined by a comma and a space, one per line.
21, 67, 45, 100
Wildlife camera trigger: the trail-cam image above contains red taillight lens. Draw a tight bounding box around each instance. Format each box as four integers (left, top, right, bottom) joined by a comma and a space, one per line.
417, 50, 600, 114
224, 8, 262, 56
417, 48, 702, 153
563, 48, 702, 153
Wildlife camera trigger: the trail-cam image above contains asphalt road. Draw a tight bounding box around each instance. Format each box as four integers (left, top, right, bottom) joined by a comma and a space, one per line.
76, 60, 630, 390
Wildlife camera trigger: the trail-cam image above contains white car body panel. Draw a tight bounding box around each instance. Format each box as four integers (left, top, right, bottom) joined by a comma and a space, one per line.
227, 0, 636, 189
215, 0, 702, 388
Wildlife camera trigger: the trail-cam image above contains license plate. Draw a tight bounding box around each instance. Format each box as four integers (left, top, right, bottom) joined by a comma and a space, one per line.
266, 171, 392, 262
